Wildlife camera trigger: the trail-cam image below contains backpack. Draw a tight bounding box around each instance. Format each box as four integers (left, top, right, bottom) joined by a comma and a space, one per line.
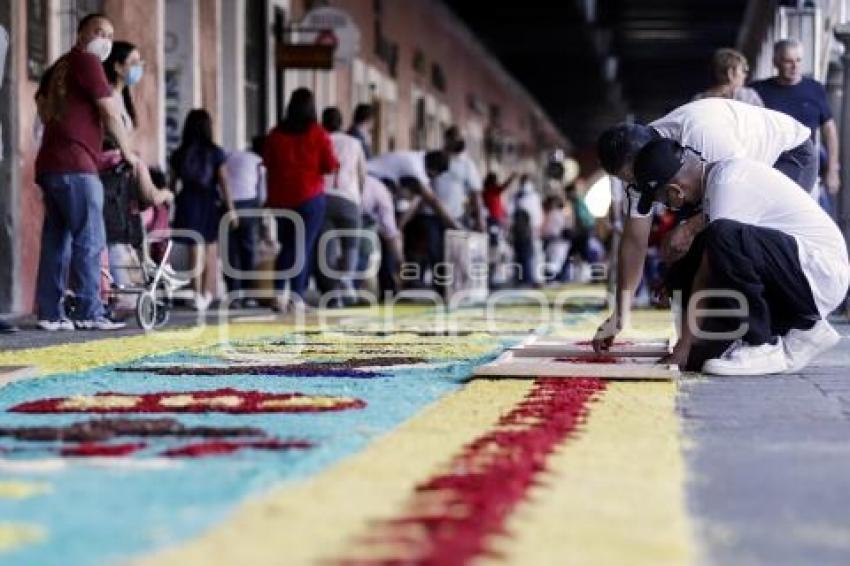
102, 161, 143, 246
178, 145, 216, 189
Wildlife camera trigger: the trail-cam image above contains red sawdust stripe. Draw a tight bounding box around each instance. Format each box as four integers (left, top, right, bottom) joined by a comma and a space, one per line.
9, 388, 366, 414
60, 442, 146, 457
554, 355, 622, 364
337, 377, 606, 565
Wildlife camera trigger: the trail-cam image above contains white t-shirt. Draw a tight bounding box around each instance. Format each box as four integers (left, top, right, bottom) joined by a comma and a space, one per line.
225, 150, 265, 202
427, 153, 482, 219
363, 175, 399, 238
629, 98, 811, 217
704, 158, 849, 317
693, 86, 764, 107
367, 151, 428, 187
542, 207, 566, 239
515, 188, 544, 232
324, 132, 365, 204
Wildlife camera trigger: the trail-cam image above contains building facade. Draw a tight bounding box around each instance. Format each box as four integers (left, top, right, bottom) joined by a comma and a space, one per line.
0, 0, 567, 315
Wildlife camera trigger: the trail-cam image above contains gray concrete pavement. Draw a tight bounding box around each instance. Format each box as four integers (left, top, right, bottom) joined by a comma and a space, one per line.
680, 318, 850, 565
0, 307, 262, 351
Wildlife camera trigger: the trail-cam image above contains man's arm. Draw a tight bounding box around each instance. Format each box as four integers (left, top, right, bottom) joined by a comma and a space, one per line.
499, 173, 517, 193
357, 148, 367, 195
661, 213, 707, 264
662, 248, 710, 369
96, 96, 136, 165
823, 119, 840, 195
592, 214, 651, 351
470, 191, 485, 232
217, 165, 238, 228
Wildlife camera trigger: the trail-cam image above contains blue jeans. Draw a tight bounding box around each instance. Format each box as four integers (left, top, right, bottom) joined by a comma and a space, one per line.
274, 194, 326, 297
225, 198, 260, 293
36, 173, 106, 320
774, 139, 817, 193
320, 195, 361, 295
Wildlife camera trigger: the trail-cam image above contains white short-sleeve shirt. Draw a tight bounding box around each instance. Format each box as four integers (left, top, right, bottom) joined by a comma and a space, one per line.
225, 150, 264, 202
704, 158, 849, 317
427, 153, 482, 219
367, 151, 428, 187
628, 98, 811, 218
362, 175, 399, 238
324, 132, 365, 204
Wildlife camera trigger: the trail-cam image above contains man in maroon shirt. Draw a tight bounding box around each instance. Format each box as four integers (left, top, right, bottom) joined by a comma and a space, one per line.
34, 13, 137, 331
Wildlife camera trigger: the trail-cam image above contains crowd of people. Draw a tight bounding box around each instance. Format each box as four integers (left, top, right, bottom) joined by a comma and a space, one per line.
25, 12, 602, 332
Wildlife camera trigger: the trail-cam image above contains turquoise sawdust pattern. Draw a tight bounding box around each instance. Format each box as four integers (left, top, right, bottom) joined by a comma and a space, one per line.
0, 333, 503, 566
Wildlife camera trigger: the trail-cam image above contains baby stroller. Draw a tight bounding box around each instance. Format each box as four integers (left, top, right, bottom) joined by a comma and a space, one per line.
64, 205, 190, 331
113, 202, 190, 331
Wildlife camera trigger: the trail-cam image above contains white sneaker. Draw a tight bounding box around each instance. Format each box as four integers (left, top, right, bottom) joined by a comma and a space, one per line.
783, 320, 841, 373
702, 338, 788, 376
271, 294, 313, 315
191, 293, 212, 312
37, 319, 75, 331
271, 294, 291, 313
74, 318, 127, 331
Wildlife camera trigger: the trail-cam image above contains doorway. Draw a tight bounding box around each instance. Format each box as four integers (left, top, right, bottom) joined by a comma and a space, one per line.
0, 0, 15, 312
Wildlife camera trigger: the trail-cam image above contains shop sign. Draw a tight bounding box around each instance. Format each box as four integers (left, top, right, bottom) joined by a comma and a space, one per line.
301, 7, 361, 63
276, 43, 335, 70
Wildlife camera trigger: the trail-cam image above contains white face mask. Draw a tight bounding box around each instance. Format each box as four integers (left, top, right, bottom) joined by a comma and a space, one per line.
86, 37, 112, 62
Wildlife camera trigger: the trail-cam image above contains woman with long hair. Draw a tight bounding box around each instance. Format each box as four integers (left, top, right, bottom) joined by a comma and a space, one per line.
170, 108, 237, 310
263, 88, 338, 313
101, 41, 172, 310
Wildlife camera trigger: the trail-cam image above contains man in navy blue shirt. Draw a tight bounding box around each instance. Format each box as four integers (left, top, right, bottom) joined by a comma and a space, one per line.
752, 39, 840, 195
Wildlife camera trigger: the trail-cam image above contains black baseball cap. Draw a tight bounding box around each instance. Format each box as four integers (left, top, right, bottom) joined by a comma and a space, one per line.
632, 138, 685, 215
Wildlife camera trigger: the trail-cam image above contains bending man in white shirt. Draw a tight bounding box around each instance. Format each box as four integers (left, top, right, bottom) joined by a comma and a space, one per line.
632, 138, 848, 374
592, 98, 816, 352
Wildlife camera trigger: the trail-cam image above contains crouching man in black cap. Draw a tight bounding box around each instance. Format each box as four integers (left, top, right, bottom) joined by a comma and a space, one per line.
633, 138, 849, 375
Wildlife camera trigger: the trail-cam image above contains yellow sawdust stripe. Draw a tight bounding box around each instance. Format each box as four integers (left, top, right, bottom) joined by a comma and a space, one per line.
0, 523, 45, 553
0, 324, 290, 377
0, 305, 435, 378
488, 381, 696, 566
0, 481, 51, 499
139, 378, 534, 566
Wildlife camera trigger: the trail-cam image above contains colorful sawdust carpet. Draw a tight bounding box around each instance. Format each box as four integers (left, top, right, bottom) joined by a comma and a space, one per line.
0, 298, 694, 565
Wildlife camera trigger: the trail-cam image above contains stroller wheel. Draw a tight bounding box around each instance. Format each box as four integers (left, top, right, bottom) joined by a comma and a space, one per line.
153, 280, 172, 329
136, 291, 157, 331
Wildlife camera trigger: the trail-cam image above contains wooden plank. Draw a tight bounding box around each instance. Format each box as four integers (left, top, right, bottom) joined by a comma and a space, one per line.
0, 365, 39, 387
473, 351, 677, 381
509, 338, 671, 359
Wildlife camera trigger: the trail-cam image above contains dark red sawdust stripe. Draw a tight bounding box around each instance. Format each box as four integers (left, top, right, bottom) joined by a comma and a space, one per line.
161, 439, 313, 458
337, 377, 607, 566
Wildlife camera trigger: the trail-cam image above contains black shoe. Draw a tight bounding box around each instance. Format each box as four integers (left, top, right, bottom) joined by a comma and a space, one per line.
0, 319, 20, 333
